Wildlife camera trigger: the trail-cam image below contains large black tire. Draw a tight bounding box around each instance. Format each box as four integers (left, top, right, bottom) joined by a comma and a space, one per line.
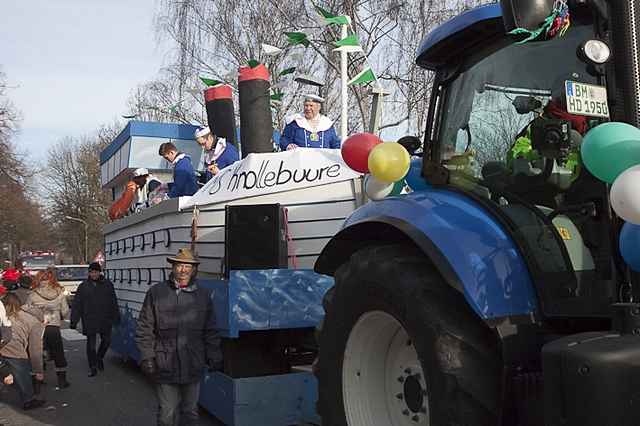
315, 244, 502, 426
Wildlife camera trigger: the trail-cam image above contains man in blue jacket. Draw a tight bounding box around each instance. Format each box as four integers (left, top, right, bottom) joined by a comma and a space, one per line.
158, 142, 199, 198
279, 94, 341, 150
194, 126, 239, 183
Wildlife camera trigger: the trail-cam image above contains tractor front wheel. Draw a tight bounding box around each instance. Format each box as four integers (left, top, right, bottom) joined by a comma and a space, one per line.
315, 244, 502, 426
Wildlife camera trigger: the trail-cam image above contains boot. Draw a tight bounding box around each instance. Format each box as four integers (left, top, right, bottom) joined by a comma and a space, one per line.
23, 398, 45, 410
88, 367, 97, 377
97, 358, 104, 371
56, 371, 70, 389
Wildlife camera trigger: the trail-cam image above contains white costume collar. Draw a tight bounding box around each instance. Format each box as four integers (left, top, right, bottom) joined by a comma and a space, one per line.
286, 113, 334, 132
204, 137, 227, 163
172, 153, 187, 167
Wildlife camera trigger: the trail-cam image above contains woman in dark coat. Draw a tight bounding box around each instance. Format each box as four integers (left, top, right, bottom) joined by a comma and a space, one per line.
70, 262, 120, 377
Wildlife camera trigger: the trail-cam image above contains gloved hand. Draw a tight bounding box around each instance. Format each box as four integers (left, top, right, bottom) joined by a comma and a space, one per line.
140, 358, 156, 376
207, 359, 223, 373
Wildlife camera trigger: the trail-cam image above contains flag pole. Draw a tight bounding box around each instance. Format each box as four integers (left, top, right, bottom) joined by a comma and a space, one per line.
340, 22, 348, 141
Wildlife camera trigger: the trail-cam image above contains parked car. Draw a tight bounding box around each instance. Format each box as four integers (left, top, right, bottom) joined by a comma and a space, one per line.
54, 265, 88, 303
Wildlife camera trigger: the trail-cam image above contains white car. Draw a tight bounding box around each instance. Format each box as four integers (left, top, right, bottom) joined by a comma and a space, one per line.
54, 264, 89, 303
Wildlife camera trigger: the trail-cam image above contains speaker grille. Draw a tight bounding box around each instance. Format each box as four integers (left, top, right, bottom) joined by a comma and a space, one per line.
225, 204, 288, 273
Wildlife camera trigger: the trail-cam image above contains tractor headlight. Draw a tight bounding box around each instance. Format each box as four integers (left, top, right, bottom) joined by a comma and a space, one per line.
580, 39, 611, 64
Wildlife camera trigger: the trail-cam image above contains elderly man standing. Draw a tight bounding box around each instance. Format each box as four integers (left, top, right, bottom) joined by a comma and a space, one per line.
135, 248, 222, 426
279, 94, 341, 150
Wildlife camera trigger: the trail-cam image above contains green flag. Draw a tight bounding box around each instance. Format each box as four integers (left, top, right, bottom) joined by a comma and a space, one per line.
348, 67, 376, 85
271, 92, 284, 102
279, 67, 296, 77
315, 5, 349, 25
248, 59, 260, 68
200, 77, 222, 87
285, 32, 310, 48
334, 33, 359, 48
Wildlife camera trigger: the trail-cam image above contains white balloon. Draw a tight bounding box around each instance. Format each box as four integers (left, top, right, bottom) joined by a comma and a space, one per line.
364, 174, 394, 200
611, 164, 640, 224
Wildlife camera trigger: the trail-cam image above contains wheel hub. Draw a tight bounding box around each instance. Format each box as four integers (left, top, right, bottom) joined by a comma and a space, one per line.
403, 373, 424, 413
342, 311, 429, 425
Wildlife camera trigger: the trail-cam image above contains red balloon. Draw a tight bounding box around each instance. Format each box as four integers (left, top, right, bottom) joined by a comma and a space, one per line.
341, 133, 383, 173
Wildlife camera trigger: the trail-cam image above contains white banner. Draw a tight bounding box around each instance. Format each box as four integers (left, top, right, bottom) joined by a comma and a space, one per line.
181, 148, 361, 208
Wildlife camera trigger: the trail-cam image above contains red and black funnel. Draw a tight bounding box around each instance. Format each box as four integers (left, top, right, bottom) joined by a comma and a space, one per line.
204, 84, 238, 147
238, 64, 273, 157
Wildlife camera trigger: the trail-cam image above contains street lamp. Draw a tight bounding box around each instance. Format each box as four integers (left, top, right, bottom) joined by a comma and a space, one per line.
65, 216, 88, 263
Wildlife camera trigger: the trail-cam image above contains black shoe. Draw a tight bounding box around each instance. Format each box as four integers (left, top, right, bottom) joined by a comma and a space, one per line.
97, 359, 104, 371
23, 398, 45, 410
56, 371, 70, 389
88, 368, 98, 377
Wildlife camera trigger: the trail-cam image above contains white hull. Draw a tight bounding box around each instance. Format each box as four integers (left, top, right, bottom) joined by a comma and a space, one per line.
104, 178, 364, 316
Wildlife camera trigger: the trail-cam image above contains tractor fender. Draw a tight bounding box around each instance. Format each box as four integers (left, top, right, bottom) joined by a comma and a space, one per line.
316, 189, 539, 323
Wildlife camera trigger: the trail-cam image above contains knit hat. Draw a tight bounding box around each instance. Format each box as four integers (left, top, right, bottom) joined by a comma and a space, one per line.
88, 262, 102, 272
133, 167, 149, 177
194, 126, 211, 139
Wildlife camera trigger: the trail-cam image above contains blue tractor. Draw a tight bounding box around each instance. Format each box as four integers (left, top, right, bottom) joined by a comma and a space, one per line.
314, 0, 640, 425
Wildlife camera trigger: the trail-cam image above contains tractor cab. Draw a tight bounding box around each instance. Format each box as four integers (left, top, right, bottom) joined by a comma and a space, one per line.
418, 1, 618, 319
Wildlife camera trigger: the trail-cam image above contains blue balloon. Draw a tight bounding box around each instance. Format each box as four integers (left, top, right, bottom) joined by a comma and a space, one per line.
405, 158, 430, 191
620, 222, 640, 272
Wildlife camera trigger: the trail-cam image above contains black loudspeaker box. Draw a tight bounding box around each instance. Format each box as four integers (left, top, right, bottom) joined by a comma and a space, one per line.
225, 204, 288, 274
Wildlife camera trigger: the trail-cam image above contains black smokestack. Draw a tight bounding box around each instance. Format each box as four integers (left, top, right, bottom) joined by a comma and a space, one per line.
238, 64, 273, 158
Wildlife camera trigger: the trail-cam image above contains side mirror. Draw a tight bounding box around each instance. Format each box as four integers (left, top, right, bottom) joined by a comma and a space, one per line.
397, 136, 422, 155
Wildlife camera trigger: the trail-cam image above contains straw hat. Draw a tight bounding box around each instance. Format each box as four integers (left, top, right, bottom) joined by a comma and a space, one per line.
167, 248, 200, 265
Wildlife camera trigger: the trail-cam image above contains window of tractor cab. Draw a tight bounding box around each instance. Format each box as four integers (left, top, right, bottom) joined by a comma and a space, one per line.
435, 22, 606, 207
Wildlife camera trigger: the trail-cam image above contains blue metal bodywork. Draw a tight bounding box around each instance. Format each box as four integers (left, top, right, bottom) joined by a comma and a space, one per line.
416, 3, 503, 70
111, 269, 331, 425
417, 3, 502, 61
340, 190, 538, 320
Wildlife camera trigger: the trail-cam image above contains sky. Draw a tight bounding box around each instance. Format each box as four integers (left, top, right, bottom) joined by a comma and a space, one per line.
1, 0, 167, 162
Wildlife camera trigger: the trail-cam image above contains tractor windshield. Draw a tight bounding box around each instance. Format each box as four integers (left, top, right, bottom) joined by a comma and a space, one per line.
437, 22, 604, 206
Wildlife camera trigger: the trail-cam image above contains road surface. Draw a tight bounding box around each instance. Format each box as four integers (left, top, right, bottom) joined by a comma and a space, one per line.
0, 325, 222, 426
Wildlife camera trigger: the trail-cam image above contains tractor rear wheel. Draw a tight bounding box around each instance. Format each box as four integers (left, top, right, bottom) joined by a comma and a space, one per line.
315, 244, 502, 426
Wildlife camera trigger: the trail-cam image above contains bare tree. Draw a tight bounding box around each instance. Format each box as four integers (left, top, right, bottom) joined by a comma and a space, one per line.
0, 68, 52, 258
146, 0, 493, 141
42, 122, 120, 263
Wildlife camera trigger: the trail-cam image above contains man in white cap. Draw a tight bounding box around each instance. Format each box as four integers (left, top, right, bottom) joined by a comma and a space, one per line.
129, 168, 162, 214
107, 168, 162, 220
279, 94, 341, 150
194, 126, 239, 183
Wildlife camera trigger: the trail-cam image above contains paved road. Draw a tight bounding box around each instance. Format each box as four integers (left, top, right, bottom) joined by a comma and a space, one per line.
0, 325, 222, 426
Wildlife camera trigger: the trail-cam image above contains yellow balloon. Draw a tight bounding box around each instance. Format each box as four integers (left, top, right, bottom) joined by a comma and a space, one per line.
368, 142, 411, 183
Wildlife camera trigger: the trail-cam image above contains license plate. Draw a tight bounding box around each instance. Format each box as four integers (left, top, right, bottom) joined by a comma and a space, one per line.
565, 81, 610, 119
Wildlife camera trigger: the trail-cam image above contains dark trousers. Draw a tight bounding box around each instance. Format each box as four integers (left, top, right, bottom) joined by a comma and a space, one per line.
86, 331, 111, 368
156, 382, 200, 426
1, 357, 34, 403
43, 325, 67, 370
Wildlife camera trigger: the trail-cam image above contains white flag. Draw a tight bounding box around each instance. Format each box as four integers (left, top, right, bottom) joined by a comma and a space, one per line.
262, 43, 283, 55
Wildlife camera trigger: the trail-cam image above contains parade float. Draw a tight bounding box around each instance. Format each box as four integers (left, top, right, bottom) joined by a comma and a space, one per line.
102, 61, 373, 424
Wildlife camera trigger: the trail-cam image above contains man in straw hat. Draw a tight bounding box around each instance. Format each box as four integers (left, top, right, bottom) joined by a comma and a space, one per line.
279, 94, 341, 150
135, 248, 222, 426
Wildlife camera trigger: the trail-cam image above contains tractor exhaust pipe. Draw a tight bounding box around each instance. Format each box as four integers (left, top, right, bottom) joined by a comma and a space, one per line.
609, 0, 640, 127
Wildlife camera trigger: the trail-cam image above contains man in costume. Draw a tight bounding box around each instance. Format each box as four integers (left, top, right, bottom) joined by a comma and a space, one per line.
279, 95, 341, 150
194, 126, 239, 182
